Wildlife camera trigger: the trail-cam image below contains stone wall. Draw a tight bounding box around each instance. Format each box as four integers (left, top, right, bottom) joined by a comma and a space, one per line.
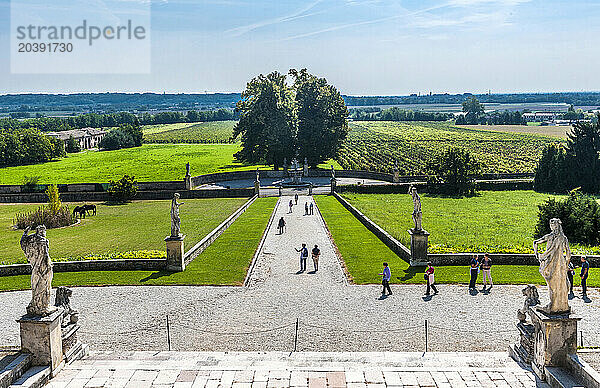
183, 195, 258, 265
333, 192, 412, 262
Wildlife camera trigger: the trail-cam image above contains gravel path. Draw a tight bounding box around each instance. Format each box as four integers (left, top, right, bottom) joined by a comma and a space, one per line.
1, 195, 598, 353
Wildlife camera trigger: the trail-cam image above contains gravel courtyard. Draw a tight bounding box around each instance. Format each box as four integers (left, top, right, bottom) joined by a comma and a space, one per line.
0, 195, 598, 352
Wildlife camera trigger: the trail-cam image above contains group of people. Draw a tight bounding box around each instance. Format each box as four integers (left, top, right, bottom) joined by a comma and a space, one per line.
378, 262, 438, 297
568, 256, 590, 299
289, 194, 314, 215
295, 243, 321, 272
469, 253, 493, 292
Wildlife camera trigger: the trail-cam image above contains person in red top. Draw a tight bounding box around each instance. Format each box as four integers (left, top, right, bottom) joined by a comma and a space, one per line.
425, 262, 438, 296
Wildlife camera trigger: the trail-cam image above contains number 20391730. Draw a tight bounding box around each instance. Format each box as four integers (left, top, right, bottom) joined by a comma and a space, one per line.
17, 42, 73, 53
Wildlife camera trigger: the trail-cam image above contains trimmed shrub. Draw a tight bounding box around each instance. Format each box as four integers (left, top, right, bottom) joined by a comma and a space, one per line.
107, 175, 138, 203
99, 129, 134, 150
65, 136, 81, 153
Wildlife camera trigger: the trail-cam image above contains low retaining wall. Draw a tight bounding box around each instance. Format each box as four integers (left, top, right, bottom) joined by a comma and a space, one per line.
428, 253, 599, 267
0, 188, 254, 203
183, 195, 258, 265
333, 192, 411, 263
0, 258, 166, 276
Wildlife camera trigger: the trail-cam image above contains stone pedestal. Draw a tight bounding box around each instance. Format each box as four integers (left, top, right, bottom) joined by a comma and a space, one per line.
254, 181, 260, 196
165, 235, 186, 272
18, 310, 64, 372
393, 170, 400, 183
185, 174, 192, 190
408, 228, 429, 266
330, 178, 336, 194
530, 308, 581, 380
303, 164, 309, 177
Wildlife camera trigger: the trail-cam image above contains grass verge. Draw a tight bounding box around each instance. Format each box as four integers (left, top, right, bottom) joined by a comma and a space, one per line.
0, 197, 277, 291
315, 195, 598, 286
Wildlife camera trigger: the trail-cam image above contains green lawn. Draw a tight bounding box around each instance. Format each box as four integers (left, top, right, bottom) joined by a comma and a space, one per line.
315, 195, 598, 286
0, 197, 277, 291
0, 144, 268, 184
341, 191, 600, 255
0, 198, 247, 264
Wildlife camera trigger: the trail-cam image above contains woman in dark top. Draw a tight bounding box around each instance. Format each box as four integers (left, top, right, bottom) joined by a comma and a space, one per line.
469, 255, 479, 291
481, 253, 493, 290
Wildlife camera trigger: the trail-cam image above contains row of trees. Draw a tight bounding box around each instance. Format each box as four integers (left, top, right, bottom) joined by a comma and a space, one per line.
534, 116, 600, 193
233, 69, 348, 168
456, 96, 526, 125
349, 107, 452, 121
0, 128, 65, 167
0, 109, 238, 133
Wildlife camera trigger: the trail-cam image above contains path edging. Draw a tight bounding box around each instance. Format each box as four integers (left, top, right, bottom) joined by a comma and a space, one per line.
243, 197, 281, 287
184, 195, 259, 265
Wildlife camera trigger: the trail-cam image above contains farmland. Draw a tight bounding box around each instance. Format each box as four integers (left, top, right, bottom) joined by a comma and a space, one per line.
457, 124, 571, 139
143, 121, 237, 143
335, 121, 561, 174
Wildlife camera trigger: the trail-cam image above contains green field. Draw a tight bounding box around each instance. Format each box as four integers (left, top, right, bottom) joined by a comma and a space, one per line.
0, 198, 248, 264
0, 197, 277, 290
336, 121, 561, 174
315, 195, 598, 286
457, 124, 571, 139
143, 121, 237, 144
0, 144, 268, 184
341, 191, 600, 255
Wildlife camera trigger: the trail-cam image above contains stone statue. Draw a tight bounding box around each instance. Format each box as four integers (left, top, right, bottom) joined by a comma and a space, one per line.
409, 186, 422, 231
55, 286, 79, 326
20, 225, 57, 316
283, 157, 288, 171
517, 285, 540, 322
304, 157, 308, 167
255, 168, 260, 182
185, 162, 190, 177
170, 193, 184, 238
533, 218, 571, 314
330, 165, 335, 179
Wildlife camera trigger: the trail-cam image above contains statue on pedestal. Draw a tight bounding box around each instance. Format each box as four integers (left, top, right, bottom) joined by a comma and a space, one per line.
409, 186, 422, 231
255, 168, 260, 183
20, 225, 57, 316
185, 162, 190, 177
330, 165, 335, 179
534, 218, 571, 314
170, 193, 184, 238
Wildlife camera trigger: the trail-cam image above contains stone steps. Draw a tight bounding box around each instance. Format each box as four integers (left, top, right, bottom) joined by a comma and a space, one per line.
546, 367, 585, 388
8, 366, 50, 388
0, 353, 31, 388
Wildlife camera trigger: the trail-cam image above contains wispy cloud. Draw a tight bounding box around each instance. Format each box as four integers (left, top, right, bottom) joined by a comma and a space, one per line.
225, 0, 325, 37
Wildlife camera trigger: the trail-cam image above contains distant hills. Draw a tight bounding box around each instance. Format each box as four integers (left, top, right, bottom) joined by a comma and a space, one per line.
1, 92, 600, 114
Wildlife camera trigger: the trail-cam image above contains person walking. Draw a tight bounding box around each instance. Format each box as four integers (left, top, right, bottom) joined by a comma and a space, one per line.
580, 255, 589, 299
425, 262, 438, 296
311, 244, 320, 271
379, 262, 392, 296
277, 217, 286, 234
295, 244, 308, 272
309, 202, 314, 215
567, 261, 575, 295
294, 193, 298, 205
469, 255, 479, 292
288, 200, 293, 213
304, 202, 309, 215
481, 253, 493, 291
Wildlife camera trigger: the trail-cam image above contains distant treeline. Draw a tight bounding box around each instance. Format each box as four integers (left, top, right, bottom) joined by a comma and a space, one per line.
350, 107, 452, 121
0, 109, 238, 132
3, 92, 600, 114
456, 111, 526, 125
0, 128, 65, 167
343, 92, 600, 107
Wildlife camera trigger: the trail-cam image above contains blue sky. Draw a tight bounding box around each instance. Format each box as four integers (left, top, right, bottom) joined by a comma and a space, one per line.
0, 0, 599, 95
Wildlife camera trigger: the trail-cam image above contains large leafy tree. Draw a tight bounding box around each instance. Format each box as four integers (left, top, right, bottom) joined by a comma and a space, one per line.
233, 72, 296, 169
427, 147, 481, 197
290, 69, 349, 167
534, 114, 600, 193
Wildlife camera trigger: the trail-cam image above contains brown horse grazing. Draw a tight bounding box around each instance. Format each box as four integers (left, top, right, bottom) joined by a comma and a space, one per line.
72, 206, 86, 219
82, 204, 96, 216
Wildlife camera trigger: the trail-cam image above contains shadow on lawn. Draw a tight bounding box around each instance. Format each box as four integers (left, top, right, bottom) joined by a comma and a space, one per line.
397, 266, 424, 282
141, 271, 173, 282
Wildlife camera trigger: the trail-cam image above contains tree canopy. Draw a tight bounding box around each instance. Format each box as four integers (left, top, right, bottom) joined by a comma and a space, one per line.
232, 69, 348, 168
